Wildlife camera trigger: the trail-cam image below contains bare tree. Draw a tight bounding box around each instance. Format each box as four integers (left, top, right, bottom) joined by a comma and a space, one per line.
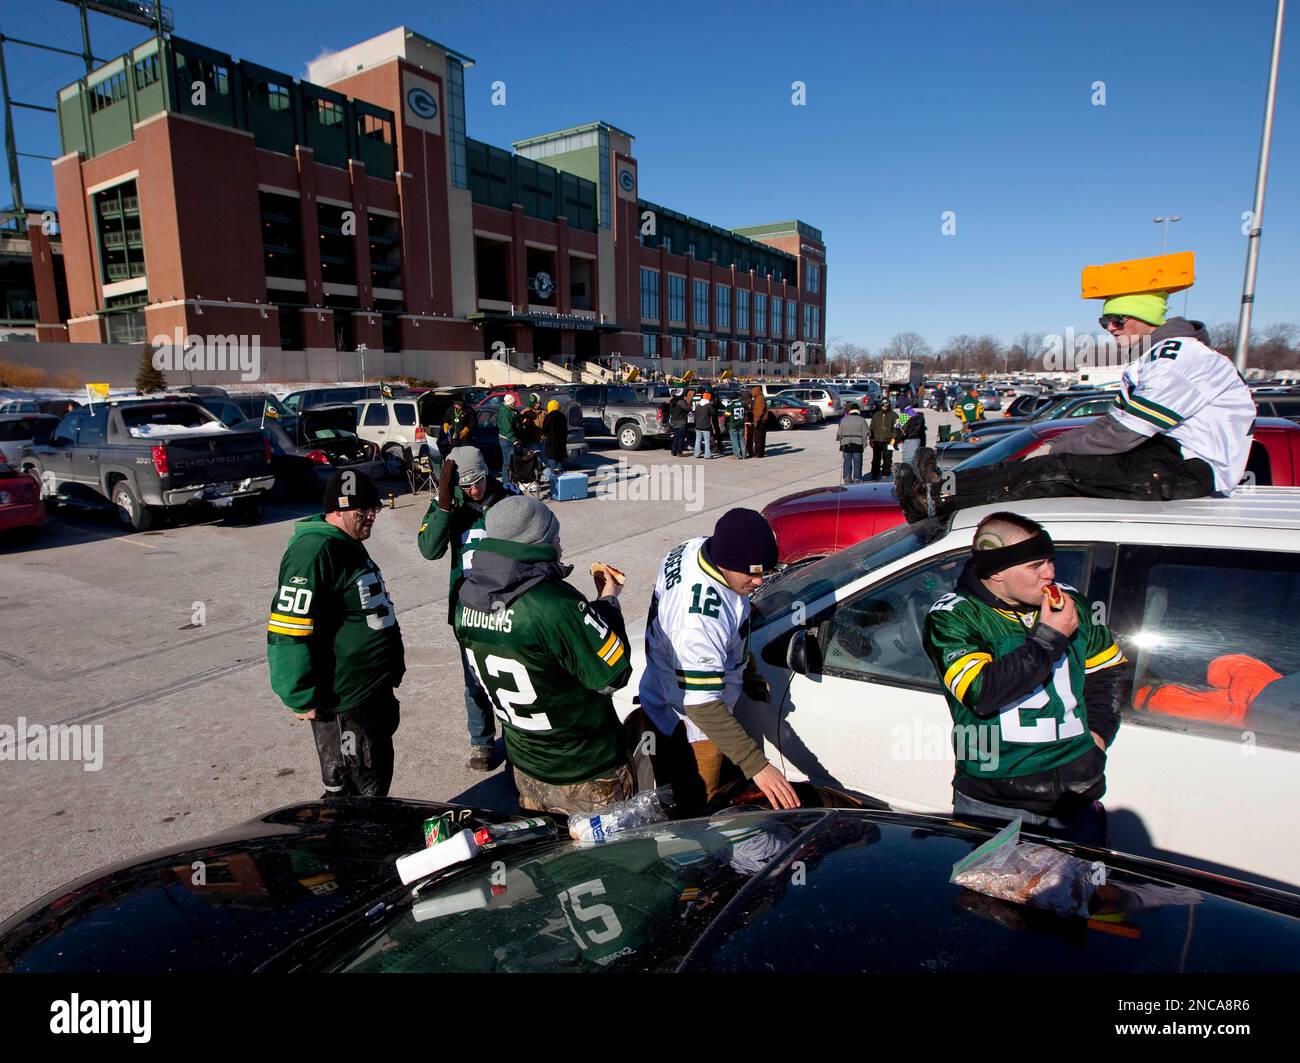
938, 333, 976, 375
882, 331, 932, 361
1011, 331, 1045, 372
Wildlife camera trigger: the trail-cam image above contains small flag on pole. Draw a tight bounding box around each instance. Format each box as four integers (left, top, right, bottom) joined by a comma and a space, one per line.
86, 383, 110, 408
261, 400, 280, 428
380, 382, 394, 399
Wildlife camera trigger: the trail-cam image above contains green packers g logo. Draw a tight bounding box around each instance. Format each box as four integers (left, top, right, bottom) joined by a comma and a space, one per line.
407, 86, 439, 120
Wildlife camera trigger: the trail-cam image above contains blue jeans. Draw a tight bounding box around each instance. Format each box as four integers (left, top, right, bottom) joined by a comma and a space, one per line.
694, 429, 712, 458
461, 645, 496, 748
499, 437, 515, 488
841, 448, 863, 482
899, 439, 920, 466
953, 791, 1108, 847
728, 426, 745, 457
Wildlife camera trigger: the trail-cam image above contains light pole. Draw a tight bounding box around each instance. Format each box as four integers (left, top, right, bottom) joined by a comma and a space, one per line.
1153, 215, 1181, 253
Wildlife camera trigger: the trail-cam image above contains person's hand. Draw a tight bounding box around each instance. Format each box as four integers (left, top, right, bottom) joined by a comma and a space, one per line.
437, 458, 457, 511
753, 764, 801, 810
1038, 591, 1079, 638
1091, 731, 1107, 751
298, 708, 317, 721
1023, 442, 1053, 460
593, 564, 624, 599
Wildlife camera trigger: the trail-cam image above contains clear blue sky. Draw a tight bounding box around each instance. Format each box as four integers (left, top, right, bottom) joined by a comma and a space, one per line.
6, 0, 1297, 351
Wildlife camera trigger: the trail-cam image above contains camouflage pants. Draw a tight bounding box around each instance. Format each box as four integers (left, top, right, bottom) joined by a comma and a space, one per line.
514, 762, 634, 816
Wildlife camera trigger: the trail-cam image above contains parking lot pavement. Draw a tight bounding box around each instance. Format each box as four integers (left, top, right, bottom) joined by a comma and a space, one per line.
0, 421, 853, 918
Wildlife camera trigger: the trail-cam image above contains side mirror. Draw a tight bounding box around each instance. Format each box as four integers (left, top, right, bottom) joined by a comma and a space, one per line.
787, 627, 822, 676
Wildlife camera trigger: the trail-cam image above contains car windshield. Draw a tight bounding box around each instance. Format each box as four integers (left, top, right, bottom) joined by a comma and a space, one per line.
119, 404, 210, 429
318, 810, 827, 973
951, 427, 1038, 471
751, 516, 952, 628
1032, 395, 1091, 421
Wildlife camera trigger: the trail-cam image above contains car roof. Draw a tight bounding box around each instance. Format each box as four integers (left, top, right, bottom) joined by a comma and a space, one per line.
949, 487, 1300, 532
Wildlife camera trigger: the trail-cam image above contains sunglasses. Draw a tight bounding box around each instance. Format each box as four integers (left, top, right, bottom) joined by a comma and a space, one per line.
1098, 314, 1131, 329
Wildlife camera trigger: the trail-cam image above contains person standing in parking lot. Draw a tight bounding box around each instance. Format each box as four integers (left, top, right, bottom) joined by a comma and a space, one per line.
836, 403, 867, 482
637, 508, 801, 816
669, 389, 689, 456
442, 399, 473, 455
894, 404, 927, 466
922, 512, 1130, 844
269, 470, 405, 797
418, 446, 515, 771
955, 387, 984, 438
542, 398, 568, 483
498, 393, 520, 489
725, 393, 747, 459
454, 495, 635, 815
869, 398, 898, 480
749, 386, 768, 458
693, 391, 715, 459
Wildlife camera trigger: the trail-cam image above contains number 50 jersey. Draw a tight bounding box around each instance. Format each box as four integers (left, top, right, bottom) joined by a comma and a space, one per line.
268, 514, 405, 719
639, 537, 749, 742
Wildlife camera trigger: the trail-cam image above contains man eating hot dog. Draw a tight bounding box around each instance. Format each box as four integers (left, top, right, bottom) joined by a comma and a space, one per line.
921, 512, 1132, 845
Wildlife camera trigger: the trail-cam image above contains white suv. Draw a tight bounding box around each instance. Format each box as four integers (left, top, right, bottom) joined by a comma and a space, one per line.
353, 398, 428, 476
615, 490, 1300, 891
776, 386, 844, 419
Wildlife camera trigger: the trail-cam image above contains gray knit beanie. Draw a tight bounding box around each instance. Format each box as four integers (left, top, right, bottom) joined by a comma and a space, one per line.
485, 494, 560, 547
447, 445, 488, 486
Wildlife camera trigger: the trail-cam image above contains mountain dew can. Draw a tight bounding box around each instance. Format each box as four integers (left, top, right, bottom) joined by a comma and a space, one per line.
423, 814, 457, 848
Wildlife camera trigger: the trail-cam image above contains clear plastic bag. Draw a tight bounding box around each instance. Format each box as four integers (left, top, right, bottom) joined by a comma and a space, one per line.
950, 818, 1095, 918
568, 784, 674, 844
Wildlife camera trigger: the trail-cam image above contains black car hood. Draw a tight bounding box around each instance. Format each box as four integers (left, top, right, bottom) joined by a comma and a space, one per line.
4, 796, 1300, 973
0, 798, 501, 974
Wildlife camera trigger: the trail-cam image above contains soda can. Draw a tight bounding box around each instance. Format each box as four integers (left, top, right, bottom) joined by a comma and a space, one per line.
423, 814, 456, 848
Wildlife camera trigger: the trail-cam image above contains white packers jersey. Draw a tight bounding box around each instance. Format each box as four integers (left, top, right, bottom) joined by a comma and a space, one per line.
1111, 335, 1255, 492
639, 537, 749, 743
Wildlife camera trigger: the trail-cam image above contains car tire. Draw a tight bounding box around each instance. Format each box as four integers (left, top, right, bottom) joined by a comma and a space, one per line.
112, 481, 153, 532
779, 415, 795, 431
382, 445, 408, 479
617, 423, 644, 450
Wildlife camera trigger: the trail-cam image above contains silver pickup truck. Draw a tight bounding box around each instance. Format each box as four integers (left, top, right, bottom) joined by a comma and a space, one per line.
572, 384, 671, 450
21, 398, 274, 531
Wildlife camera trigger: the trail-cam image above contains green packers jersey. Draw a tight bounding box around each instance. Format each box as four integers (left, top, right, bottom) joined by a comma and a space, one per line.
956, 397, 982, 423
726, 399, 746, 426
923, 585, 1125, 780
453, 578, 630, 785
267, 515, 405, 717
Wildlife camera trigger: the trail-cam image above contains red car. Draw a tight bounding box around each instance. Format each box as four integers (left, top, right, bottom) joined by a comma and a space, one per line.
0, 463, 44, 541
764, 416, 1300, 566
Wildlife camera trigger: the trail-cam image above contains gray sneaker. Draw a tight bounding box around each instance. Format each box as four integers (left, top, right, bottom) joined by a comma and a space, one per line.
468, 746, 493, 772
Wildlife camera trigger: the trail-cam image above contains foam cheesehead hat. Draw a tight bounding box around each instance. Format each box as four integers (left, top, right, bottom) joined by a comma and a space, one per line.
1082, 251, 1195, 326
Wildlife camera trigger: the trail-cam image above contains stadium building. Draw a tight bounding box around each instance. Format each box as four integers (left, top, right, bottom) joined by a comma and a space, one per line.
45, 26, 825, 381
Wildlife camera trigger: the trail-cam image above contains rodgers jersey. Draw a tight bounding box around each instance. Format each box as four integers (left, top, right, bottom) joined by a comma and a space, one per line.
639, 537, 749, 742
923, 584, 1126, 780
1112, 336, 1255, 493
454, 579, 630, 785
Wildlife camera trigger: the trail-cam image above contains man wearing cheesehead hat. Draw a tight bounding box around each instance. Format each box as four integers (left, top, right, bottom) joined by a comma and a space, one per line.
638, 508, 801, 816
453, 495, 634, 815
418, 445, 516, 771
894, 253, 1256, 522
922, 511, 1130, 844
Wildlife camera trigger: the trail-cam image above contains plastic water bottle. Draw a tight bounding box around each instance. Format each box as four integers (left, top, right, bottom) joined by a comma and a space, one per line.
568, 785, 674, 844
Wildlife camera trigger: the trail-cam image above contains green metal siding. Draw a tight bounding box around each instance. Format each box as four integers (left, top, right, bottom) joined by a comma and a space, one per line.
467, 138, 597, 232
536, 146, 599, 186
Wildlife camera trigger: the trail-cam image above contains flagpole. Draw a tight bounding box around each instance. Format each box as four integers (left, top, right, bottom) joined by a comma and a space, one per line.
1235, 0, 1287, 371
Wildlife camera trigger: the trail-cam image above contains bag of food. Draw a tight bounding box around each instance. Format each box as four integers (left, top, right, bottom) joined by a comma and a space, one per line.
950, 818, 1095, 918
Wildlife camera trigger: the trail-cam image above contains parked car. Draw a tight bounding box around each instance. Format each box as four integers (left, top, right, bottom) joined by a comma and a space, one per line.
191, 396, 251, 428
281, 384, 408, 414
571, 383, 671, 450
0, 413, 58, 467
765, 394, 820, 430
353, 396, 429, 476
762, 417, 1300, 566
776, 385, 844, 419
946, 392, 1115, 451
1255, 393, 1300, 424
235, 405, 386, 497
0, 397, 80, 416
21, 399, 274, 531
1002, 393, 1056, 419
0, 462, 43, 541
6, 784, 1300, 972
730, 490, 1300, 890
978, 389, 1003, 411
